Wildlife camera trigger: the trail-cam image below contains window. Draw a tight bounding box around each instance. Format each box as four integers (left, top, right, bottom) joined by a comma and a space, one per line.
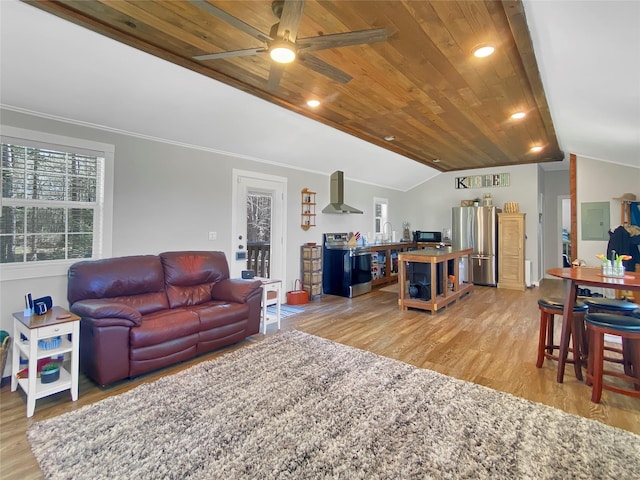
373, 197, 388, 240
246, 190, 272, 277
1, 126, 113, 280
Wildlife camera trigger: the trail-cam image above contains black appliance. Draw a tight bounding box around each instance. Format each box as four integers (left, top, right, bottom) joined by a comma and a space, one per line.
408, 262, 442, 300
407, 260, 454, 300
413, 231, 442, 243
322, 233, 372, 298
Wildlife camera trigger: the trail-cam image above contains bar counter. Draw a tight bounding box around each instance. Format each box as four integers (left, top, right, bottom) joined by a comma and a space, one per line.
397, 247, 474, 314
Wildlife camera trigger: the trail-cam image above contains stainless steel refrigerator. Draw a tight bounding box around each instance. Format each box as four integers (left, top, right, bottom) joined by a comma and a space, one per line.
452, 206, 500, 286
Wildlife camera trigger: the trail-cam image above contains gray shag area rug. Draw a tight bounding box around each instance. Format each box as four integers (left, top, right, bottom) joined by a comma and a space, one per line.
28, 330, 640, 479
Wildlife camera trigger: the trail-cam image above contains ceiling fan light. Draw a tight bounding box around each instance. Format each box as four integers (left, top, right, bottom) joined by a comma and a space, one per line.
270, 41, 296, 63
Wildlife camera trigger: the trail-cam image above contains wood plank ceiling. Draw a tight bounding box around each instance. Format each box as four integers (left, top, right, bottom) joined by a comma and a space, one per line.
26, 0, 564, 172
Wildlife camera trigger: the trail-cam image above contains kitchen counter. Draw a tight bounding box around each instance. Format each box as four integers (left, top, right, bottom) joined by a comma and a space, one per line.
369, 242, 416, 286
368, 241, 415, 247
397, 247, 474, 314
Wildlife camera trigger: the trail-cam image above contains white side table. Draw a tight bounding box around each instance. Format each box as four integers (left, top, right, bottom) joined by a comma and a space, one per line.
256, 277, 282, 334
11, 306, 80, 417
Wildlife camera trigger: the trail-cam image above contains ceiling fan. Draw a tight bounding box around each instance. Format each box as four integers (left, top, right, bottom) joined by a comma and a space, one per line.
190, 0, 388, 89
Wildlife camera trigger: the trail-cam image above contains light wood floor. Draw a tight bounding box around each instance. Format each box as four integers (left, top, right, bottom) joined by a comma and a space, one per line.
1, 278, 638, 479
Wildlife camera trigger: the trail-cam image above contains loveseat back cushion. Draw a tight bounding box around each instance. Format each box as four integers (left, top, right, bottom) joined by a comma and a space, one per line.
68, 255, 169, 314
160, 251, 230, 308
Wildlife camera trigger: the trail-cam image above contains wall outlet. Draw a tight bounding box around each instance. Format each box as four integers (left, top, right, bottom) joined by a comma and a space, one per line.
208, 231, 217, 241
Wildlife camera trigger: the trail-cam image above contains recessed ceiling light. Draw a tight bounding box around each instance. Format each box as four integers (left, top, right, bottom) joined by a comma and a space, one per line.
473, 45, 495, 58
531, 146, 543, 153
307, 99, 320, 108
384, 135, 396, 141
433, 158, 441, 163
511, 112, 526, 119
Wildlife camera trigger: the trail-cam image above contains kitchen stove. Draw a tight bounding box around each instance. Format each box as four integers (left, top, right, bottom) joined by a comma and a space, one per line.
322, 233, 372, 298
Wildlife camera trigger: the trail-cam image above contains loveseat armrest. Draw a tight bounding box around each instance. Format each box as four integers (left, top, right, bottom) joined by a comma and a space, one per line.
70, 299, 142, 327
211, 278, 262, 304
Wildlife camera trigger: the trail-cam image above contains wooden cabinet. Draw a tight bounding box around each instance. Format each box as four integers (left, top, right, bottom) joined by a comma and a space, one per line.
301, 245, 322, 298
498, 213, 526, 291
301, 188, 316, 230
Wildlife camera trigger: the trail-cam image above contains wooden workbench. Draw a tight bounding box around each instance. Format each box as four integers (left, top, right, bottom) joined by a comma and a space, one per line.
397, 247, 473, 313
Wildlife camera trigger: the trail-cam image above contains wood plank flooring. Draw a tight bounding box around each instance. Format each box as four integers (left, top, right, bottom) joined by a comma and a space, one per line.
1, 278, 638, 479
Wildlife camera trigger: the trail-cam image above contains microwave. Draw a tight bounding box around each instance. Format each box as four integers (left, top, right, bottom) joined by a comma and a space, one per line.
413, 231, 442, 243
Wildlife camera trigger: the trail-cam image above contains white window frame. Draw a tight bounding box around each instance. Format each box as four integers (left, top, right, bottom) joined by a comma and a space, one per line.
373, 197, 389, 240
0, 126, 114, 281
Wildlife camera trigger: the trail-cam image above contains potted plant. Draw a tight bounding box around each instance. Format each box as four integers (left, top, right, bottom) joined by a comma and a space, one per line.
40, 361, 61, 384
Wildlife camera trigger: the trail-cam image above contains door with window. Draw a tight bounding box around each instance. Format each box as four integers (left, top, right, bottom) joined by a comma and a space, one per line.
231, 170, 286, 284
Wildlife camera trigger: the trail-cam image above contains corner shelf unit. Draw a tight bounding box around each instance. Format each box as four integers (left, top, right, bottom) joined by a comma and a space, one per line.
301, 245, 322, 299
301, 188, 316, 231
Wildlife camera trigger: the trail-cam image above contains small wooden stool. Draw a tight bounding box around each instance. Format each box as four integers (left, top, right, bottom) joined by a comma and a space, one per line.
255, 277, 282, 334
536, 297, 588, 378
585, 312, 640, 403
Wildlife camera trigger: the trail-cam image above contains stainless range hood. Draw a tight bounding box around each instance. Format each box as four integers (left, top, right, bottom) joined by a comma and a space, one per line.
322, 171, 363, 214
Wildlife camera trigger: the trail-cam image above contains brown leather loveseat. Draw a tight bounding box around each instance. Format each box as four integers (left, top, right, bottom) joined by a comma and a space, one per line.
67, 251, 262, 386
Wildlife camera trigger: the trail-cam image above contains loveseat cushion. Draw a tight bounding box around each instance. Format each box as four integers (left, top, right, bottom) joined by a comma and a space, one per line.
130, 308, 200, 349
212, 278, 262, 303
68, 255, 169, 314
71, 299, 142, 326
194, 301, 249, 330
160, 251, 229, 308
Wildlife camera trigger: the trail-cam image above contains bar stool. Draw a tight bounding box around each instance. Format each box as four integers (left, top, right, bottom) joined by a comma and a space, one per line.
585, 312, 640, 403
582, 297, 639, 314
536, 297, 588, 378
583, 297, 639, 375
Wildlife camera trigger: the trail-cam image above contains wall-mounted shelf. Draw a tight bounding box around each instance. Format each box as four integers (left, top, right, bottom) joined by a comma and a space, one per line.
301, 188, 316, 231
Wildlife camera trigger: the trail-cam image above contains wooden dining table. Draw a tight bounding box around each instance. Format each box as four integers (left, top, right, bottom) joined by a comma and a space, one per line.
547, 267, 640, 383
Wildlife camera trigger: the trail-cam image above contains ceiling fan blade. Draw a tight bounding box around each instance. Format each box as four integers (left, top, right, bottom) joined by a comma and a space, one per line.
297, 28, 388, 52
188, 0, 272, 43
299, 54, 352, 84
193, 47, 266, 61
267, 62, 286, 90
277, 0, 305, 42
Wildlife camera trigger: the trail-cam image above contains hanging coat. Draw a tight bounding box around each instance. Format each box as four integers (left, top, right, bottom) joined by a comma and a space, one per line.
606, 225, 640, 271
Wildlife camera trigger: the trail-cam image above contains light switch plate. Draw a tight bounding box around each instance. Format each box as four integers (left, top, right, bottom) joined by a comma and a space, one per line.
208, 231, 217, 241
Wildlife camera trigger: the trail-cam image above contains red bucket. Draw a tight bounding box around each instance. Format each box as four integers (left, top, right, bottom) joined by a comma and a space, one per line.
286, 279, 309, 305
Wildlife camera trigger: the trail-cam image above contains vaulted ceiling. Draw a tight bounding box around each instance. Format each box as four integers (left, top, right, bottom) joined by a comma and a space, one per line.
24, 0, 564, 173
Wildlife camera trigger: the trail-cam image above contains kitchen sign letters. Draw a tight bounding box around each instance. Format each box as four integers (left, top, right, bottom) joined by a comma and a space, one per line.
455, 173, 510, 189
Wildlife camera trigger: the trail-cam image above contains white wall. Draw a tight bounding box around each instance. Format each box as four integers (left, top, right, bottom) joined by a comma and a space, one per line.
12, 109, 635, 379
0, 108, 402, 378
403, 164, 541, 282
575, 155, 640, 266
562, 200, 571, 230
541, 169, 570, 272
